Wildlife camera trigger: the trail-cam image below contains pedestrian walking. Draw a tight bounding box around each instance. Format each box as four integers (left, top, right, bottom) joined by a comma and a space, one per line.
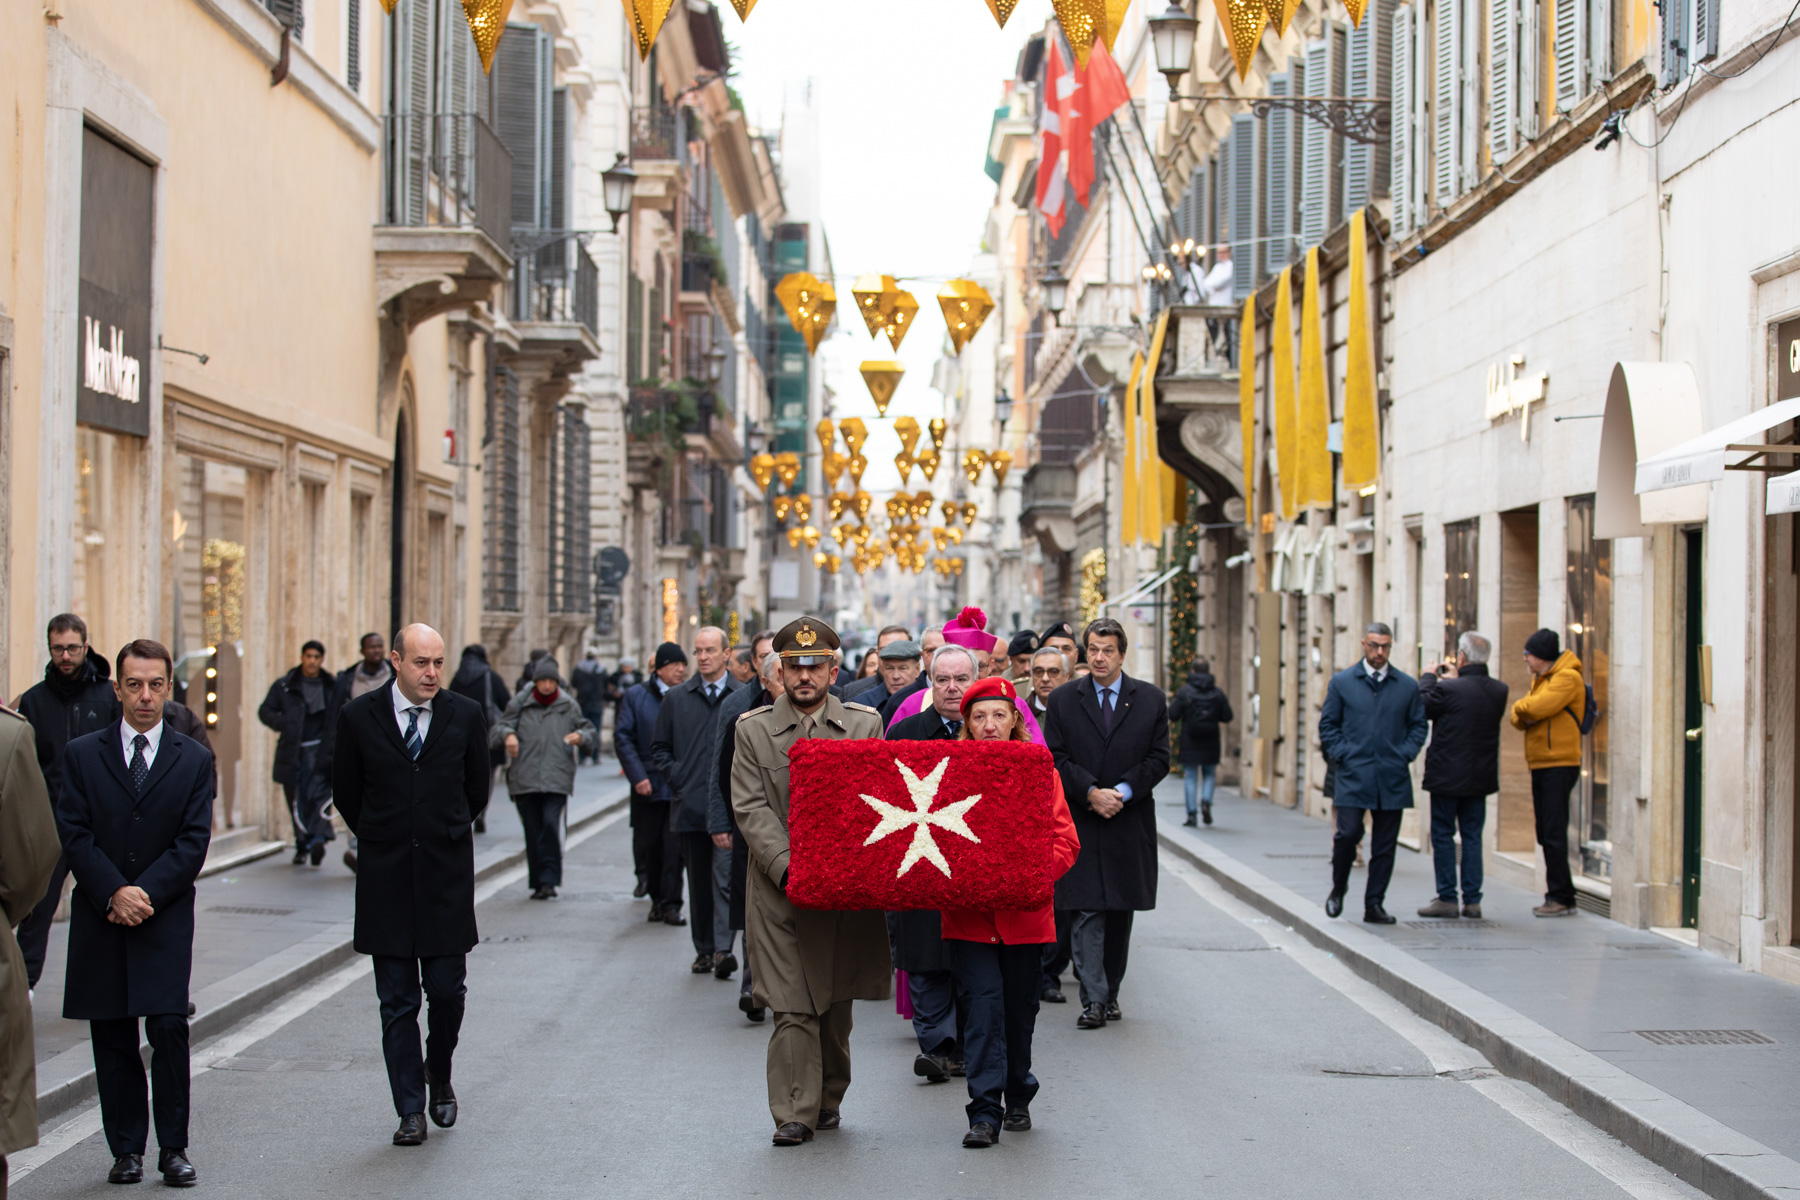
56, 639, 213, 1187
855, 647, 881, 680
1042, 618, 1169, 1030
1168, 659, 1233, 827
492, 658, 595, 900
1413, 632, 1510, 919
257, 640, 343, 866
607, 657, 641, 755
1318, 623, 1429, 925
728, 646, 759, 686
0, 699, 60, 1195
514, 648, 549, 696
14, 613, 122, 993
335, 633, 394, 874
1024, 645, 1074, 1003
888, 610, 1043, 741
616, 643, 687, 923
1036, 621, 1080, 668
710, 648, 784, 1018
331, 624, 491, 1147
570, 649, 609, 764
947, 677, 1080, 1148
651, 626, 741, 973
844, 626, 916, 705
1510, 628, 1587, 918
878, 624, 942, 725
730, 616, 890, 1146
1005, 631, 1038, 684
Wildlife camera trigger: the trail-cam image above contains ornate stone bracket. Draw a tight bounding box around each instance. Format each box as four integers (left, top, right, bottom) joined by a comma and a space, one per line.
1247, 97, 1391, 146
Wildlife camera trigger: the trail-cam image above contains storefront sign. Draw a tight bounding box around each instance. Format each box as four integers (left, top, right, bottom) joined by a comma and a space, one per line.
1778, 317, 1800, 401
1485, 354, 1548, 441
76, 127, 154, 438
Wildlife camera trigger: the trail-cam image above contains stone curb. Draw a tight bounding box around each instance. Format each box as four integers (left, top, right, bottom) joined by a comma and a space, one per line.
1158, 828, 1800, 1200
35, 790, 630, 1125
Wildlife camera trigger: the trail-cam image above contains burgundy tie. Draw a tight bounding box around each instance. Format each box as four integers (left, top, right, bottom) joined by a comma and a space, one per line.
1101, 688, 1114, 732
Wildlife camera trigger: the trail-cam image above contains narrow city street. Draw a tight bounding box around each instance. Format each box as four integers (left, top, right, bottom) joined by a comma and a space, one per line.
13, 796, 1700, 1199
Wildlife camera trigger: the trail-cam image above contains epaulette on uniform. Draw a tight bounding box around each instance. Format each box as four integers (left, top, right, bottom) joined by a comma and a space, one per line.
842, 701, 881, 716
737, 705, 773, 723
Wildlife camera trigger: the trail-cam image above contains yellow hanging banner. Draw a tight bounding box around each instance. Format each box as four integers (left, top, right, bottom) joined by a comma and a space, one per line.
1341, 210, 1379, 492
1270, 269, 1297, 520
1120, 353, 1144, 546
1239, 293, 1257, 525
1297, 246, 1332, 509
1139, 309, 1170, 541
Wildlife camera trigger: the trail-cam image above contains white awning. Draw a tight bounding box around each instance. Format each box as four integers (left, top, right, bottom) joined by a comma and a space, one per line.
1595, 363, 1708, 538
1769, 469, 1800, 515
1635, 395, 1800, 494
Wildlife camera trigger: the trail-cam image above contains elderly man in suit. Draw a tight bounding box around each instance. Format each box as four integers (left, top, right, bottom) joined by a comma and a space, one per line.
333, 623, 491, 1147
1318, 622, 1430, 925
1042, 618, 1169, 1031
56, 639, 214, 1187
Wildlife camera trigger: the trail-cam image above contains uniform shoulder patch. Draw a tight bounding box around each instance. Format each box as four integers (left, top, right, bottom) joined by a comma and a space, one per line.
0, 703, 24, 723
842, 701, 880, 716
737, 705, 773, 723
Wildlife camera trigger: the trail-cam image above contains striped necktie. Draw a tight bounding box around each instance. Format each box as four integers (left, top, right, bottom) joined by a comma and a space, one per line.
404, 707, 424, 760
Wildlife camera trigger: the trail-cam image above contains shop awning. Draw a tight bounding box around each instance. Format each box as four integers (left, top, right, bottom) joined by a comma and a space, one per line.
1767, 469, 1800, 515
1595, 363, 1709, 538
1634, 395, 1800, 493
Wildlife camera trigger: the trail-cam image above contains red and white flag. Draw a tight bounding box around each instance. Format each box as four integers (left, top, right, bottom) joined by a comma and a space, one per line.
785, 740, 1059, 911
1036, 38, 1135, 235
1035, 40, 1070, 236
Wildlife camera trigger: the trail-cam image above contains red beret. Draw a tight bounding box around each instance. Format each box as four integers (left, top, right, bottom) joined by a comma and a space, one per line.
959, 675, 1017, 716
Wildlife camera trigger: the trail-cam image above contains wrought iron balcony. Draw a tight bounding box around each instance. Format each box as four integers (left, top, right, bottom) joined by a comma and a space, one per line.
631, 104, 683, 162
381, 113, 510, 247
508, 236, 599, 337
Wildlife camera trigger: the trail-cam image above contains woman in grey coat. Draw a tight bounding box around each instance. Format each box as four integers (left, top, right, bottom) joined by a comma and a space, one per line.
493, 658, 595, 899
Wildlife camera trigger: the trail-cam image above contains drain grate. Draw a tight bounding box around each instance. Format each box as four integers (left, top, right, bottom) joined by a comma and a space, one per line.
1264, 853, 1331, 859
1403, 920, 1500, 930
206, 905, 296, 916
1633, 1029, 1774, 1046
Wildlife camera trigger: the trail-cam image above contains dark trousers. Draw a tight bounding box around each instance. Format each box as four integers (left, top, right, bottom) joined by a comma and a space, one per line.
679, 831, 719, 955
1331, 805, 1404, 910
629, 798, 683, 909
372, 955, 466, 1118
282, 745, 336, 852
1429, 793, 1487, 904
1069, 910, 1134, 1008
90, 1014, 189, 1157
947, 940, 1042, 1128
1041, 909, 1072, 989
513, 792, 567, 889
907, 969, 963, 1059
579, 706, 605, 762
1531, 766, 1580, 906
17, 852, 70, 989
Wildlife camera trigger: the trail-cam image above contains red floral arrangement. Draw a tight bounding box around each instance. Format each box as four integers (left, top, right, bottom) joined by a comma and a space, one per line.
786, 739, 1058, 911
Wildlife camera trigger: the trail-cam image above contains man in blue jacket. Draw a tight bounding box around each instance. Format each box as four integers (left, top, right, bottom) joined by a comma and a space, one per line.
616, 642, 687, 924
1317, 623, 1428, 924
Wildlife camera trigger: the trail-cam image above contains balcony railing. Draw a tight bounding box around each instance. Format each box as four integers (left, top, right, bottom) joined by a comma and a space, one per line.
631, 104, 681, 161
509, 236, 599, 336
1168, 305, 1241, 376
627, 385, 708, 442
680, 252, 716, 294
381, 113, 511, 249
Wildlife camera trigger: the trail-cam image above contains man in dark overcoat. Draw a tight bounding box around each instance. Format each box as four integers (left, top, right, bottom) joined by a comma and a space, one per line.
1415, 630, 1510, 918
57, 639, 213, 1187
332, 623, 491, 1147
1317, 622, 1430, 924
1042, 618, 1169, 1030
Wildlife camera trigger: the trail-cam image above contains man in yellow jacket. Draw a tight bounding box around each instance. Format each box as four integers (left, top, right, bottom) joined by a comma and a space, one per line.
1509, 628, 1584, 917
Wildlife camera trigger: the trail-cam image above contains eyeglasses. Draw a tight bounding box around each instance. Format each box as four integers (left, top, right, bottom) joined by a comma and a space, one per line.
49, 643, 86, 657
1363, 640, 1392, 651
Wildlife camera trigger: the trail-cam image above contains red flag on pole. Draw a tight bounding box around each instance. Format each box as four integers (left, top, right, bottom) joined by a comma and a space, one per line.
786, 740, 1059, 911
1066, 39, 1132, 208
1035, 41, 1069, 237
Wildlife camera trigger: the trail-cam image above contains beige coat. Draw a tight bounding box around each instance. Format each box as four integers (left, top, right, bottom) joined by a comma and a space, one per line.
731, 693, 892, 1014
1, 706, 61, 1155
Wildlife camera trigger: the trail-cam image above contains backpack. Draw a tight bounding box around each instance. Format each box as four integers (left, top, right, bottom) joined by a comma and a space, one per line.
1189, 690, 1223, 728
1564, 684, 1598, 736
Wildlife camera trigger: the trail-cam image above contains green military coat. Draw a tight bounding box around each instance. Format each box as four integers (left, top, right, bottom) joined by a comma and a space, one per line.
0, 706, 61, 1155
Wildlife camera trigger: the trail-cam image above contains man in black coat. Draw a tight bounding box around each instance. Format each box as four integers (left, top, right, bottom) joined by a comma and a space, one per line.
57, 639, 213, 1187
332, 624, 491, 1148
258, 640, 343, 866
710, 648, 780, 1017
1416, 631, 1510, 919
1042, 618, 1169, 1030
14, 612, 120, 990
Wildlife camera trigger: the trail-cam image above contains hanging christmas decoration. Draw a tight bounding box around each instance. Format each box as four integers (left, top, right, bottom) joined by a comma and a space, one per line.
941, 500, 959, 525
378, 0, 397, 11
917, 447, 941, 481
850, 274, 897, 337
821, 449, 845, 489
1099, 0, 1131, 52
927, 418, 948, 450
882, 290, 919, 351
1260, 0, 1298, 33
989, 449, 1013, 486
962, 449, 989, 484
1052, 0, 1107, 67
912, 492, 937, 521
838, 417, 868, 457
826, 554, 842, 574
773, 495, 793, 523
1341, 0, 1368, 24
786, 526, 804, 548
816, 418, 835, 450
852, 491, 874, 522
932, 527, 950, 553
749, 452, 776, 490
983, 0, 1019, 26
773, 272, 835, 355
793, 494, 813, 525
895, 451, 916, 486
773, 452, 801, 489
729, 0, 757, 20
462, 0, 515, 74
937, 281, 995, 354
828, 493, 849, 523
621, 0, 675, 61
814, 551, 828, 568
961, 501, 978, 526
847, 453, 868, 486
885, 496, 906, 523
803, 525, 823, 551
853, 523, 873, 545
947, 527, 964, 545
1216, 0, 1267, 80
860, 361, 905, 417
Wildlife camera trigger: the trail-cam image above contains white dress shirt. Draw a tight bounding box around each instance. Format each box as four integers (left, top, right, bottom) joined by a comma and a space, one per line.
1362, 660, 1389, 684
121, 719, 165, 770
392, 684, 433, 743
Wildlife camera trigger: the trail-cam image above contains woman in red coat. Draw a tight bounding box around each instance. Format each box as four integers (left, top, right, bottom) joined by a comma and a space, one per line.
944, 677, 1080, 1148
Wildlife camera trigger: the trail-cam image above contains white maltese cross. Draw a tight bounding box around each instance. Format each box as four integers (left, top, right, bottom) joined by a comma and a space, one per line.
859, 757, 982, 878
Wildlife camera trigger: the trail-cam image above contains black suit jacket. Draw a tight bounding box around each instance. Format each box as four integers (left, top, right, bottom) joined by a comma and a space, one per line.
1418, 664, 1510, 796
332, 683, 491, 958
1042, 674, 1170, 912
57, 722, 214, 1019
887, 708, 960, 742
883, 709, 954, 971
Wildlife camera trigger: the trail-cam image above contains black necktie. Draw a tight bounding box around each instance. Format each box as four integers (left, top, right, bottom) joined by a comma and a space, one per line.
945, 720, 963, 737
706, 683, 718, 703
1100, 688, 1115, 732
129, 734, 149, 793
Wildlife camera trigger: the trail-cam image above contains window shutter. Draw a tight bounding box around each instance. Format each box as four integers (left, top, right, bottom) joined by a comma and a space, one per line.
1692, 0, 1717, 62
1489, 0, 1520, 163
1391, 2, 1416, 236
1433, 0, 1462, 206
1588, 0, 1612, 83
1301, 25, 1345, 250
1460, 0, 1480, 194
1519, 0, 1539, 138
1659, 0, 1688, 85
1230, 112, 1260, 299
495, 22, 546, 233
538, 88, 571, 283
265, 0, 304, 37
1217, 136, 1234, 266
390, 0, 435, 226
347, 0, 361, 93
1556, 0, 1586, 109
1266, 72, 1295, 273
1344, 0, 1393, 212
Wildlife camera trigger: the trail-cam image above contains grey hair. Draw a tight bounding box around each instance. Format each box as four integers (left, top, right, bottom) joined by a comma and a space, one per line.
1458, 631, 1492, 664
760, 651, 782, 680
694, 625, 728, 650
1031, 646, 1070, 673
1365, 622, 1394, 639
931, 645, 977, 680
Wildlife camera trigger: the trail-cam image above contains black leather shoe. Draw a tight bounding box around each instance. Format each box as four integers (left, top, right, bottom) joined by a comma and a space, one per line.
1183, 813, 1198, 827
107, 1153, 143, 1184
1105, 1001, 1122, 1022
530, 886, 551, 900
1040, 983, 1066, 1004
1325, 890, 1345, 919
962, 1122, 999, 1148
426, 1070, 457, 1128
772, 1122, 813, 1146
662, 909, 687, 927
1364, 905, 1398, 925
632, 880, 649, 898
714, 951, 738, 979
914, 1053, 949, 1082
1077, 1003, 1107, 1029
343, 848, 358, 873
816, 1108, 840, 1130
157, 1149, 197, 1187
393, 1112, 428, 1146
947, 1058, 966, 1078
746, 1005, 766, 1022
309, 840, 326, 867
647, 905, 663, 923
1002, 1108, 1032, 1132
291, 848, 307, 865
691, 953, 714, 973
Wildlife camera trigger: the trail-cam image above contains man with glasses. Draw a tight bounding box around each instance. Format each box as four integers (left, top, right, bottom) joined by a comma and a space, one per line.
1318, 623, 1429, 924
14, 613, 121, 993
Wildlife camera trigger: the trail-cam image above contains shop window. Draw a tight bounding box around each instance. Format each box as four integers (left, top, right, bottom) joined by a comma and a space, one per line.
72, 425, 142, 658
351, 493, 373, 636
1443, 517, 1480, 659
173, 456, 249, 828
1566, 494, 1612, 879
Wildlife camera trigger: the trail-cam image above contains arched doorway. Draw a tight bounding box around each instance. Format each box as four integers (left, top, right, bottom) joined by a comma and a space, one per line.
390, 409, 410, 639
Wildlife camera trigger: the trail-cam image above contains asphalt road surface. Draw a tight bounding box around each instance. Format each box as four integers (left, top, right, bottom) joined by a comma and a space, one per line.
14, 810, 1704, 1199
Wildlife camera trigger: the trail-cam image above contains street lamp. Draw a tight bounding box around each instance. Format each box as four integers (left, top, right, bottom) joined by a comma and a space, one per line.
1040, 267, 1069, 322
602, 153, 637, 233
994, 390, 1014, 426
704, 344, 727, 384
1148, 2, 1200, 101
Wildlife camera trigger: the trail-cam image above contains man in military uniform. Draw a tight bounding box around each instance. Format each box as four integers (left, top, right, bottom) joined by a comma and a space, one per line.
730, 616, 890, 1146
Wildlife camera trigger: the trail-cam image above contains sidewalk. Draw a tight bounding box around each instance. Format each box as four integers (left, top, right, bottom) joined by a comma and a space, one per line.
31, 758, 632, 1119
1154, 779, 1800, 1199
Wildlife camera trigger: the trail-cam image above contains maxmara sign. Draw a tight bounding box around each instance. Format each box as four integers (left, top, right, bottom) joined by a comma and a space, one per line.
82, 315, 141, 405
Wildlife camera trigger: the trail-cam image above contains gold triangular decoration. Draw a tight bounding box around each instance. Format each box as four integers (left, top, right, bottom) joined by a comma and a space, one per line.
983, 0, 1018, 26
622, 0, 674, 61
1341, 0, 1367, 25
1052, 0, 1106, 67
1214, 0, 1266, 81
1100, 0, 1131, 52
729, 0, 757, 18
462, 0, 515, 75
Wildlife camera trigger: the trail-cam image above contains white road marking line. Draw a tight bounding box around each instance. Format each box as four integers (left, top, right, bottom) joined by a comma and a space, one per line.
1162, 852, 1700, 1200
12, 805, 631, 1182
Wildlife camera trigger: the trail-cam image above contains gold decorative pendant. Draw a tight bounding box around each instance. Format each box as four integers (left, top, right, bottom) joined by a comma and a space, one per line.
1218, 0, 1267, 79
838, 417, 868, 458
621, 0, 674, 61
850, 273, 896, 337
882, 290, 919, 351
893, 415, 922, 459
461, 0, 514, 74
894, 452, 915, 486
1052, 0, 1107, 67
990, 449, 1013, 486
773, 272, 835, 355
937, 280, 994, 354
729, 0, 756, 18
983, 0, 1018, 26
860, 361, 905, 417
